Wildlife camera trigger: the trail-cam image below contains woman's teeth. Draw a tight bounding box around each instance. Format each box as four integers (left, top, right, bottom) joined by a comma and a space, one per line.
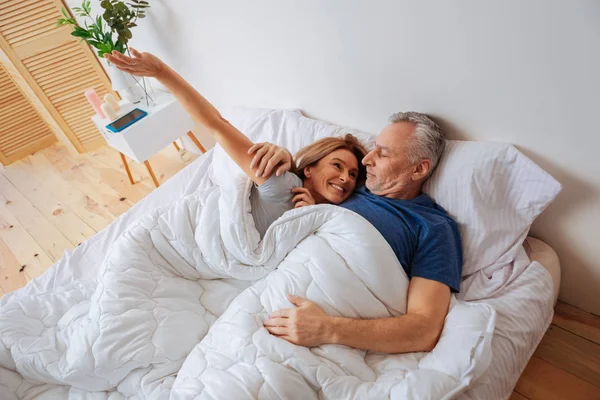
330, 183, 344, 194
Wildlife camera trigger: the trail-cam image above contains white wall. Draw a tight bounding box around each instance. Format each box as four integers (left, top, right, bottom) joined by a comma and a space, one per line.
72, 0, 600, 314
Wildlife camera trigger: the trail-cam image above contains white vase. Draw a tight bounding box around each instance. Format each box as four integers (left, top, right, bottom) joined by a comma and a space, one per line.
107, 64, 148, 105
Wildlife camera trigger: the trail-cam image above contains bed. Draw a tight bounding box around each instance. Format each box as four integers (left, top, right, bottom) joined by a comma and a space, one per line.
0, 107, 561, 400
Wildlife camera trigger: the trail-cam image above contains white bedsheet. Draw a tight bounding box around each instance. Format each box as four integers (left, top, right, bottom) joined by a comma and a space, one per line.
0, 148, 554, 400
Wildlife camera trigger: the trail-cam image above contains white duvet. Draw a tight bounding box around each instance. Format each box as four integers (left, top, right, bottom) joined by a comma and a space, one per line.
0, 146, 495, 400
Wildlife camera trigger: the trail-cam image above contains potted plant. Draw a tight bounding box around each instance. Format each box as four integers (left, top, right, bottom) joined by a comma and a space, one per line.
57, 0, 154, 105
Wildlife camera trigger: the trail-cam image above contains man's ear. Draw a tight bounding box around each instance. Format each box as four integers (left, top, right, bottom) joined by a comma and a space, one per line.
412, 159, 432, 181
303, 166, 312, 179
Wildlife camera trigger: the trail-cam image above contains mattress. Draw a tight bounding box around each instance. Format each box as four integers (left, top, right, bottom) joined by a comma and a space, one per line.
1, 149, 555, 400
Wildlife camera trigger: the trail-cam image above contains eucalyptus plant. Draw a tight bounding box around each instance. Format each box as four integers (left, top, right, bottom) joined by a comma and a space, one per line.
57, 0, 150, 58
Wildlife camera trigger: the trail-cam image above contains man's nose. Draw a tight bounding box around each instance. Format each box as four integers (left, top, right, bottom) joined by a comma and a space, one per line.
362, 152, 373, 166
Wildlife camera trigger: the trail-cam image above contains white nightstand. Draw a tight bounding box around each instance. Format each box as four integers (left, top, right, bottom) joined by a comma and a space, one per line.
91, 91, 206, 187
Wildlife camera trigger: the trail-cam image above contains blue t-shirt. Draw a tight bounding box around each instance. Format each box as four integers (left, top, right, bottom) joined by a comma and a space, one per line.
340, 186, 463, 292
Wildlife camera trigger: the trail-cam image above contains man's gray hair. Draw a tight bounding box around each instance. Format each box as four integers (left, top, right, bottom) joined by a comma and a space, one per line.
389, 111, 446, 179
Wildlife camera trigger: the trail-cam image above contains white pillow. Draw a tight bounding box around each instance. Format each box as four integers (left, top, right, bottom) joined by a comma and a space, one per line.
423, 140, 561, 276
221, 106, 375, 153
217, 107, 561, 277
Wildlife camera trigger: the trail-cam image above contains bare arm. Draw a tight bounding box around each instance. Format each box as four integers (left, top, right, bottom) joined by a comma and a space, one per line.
328, 278, 450, 352
105, 49, 268, 185
265, 277, 451, 353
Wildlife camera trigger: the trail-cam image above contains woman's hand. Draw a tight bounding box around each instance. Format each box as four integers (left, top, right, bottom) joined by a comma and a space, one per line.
291, 187, 315, 208
104, 48, 165, 78
248, 142, 293, 178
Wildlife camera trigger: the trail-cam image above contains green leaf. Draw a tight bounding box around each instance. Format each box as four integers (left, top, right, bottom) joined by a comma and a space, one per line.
72, 27, 92, 39
61, 7, 70, 19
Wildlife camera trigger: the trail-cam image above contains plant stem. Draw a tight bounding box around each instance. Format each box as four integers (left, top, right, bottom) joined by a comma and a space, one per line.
82, 8, 97, 29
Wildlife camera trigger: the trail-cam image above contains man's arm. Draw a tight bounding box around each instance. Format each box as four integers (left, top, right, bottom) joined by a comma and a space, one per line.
264, 277, 451, 353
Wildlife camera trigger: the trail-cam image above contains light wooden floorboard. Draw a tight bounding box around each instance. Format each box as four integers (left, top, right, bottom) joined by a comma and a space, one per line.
40, 146, 133, 218
0, 163, 96, 246
0, 143, 197, 292
0, 236, 27, 294
83, 151, 153, 204
0, 173, 74, 264
18, 156, 114, 233
0, 191, 54, 280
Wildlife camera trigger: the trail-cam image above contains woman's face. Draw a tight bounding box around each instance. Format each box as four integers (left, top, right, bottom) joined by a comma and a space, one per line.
303, 149, 360, 204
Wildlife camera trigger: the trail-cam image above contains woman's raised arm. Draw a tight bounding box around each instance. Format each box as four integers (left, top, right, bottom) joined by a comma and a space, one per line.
105, 49, 269, 184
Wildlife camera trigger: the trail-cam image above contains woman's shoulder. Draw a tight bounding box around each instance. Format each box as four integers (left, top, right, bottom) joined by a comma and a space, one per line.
254, 172, 302, 200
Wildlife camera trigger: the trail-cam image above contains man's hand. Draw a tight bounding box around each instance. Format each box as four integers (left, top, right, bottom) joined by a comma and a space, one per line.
265, 278, 450, 353
263, 294, 332, 347
248, 142, 293, 178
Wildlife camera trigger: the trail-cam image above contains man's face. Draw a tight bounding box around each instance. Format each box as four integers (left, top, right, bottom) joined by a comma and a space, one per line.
362, 122, 416, 198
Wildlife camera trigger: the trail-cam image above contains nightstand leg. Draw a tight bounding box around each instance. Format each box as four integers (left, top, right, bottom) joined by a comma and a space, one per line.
144, 160, 160, 187
172, 141, 181, 151
187, 131, 207, 153
120, 152, 135, 185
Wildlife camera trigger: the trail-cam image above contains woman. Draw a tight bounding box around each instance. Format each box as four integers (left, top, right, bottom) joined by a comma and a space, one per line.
106, 49, 367, 236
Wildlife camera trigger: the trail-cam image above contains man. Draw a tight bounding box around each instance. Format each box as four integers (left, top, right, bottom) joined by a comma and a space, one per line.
252, 112, 462, 354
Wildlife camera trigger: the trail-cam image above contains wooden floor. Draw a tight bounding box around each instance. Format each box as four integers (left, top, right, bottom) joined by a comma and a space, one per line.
1, 144, 599, 400
0, 143, 198, 291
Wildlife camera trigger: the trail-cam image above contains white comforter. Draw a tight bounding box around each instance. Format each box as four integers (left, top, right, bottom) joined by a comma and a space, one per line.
0, 147, 495, 400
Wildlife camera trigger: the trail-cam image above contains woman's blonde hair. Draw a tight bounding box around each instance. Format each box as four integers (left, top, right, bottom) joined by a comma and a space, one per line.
293, 134, 368, 182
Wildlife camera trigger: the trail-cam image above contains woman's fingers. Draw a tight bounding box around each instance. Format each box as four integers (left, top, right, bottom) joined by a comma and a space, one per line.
103, 53, 121, 66
110, 50, 136, 65
292, 187, 314, 208
110, 63, 136, 73
104, 54, 134, 72
292, 194, 305, 204
129, 47, 142, 58
292, 194, 314, 205
291, 187, 309, 195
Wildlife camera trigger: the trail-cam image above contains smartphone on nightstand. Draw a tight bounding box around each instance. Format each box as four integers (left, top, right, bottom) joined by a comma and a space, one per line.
105, 108, 147, 133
